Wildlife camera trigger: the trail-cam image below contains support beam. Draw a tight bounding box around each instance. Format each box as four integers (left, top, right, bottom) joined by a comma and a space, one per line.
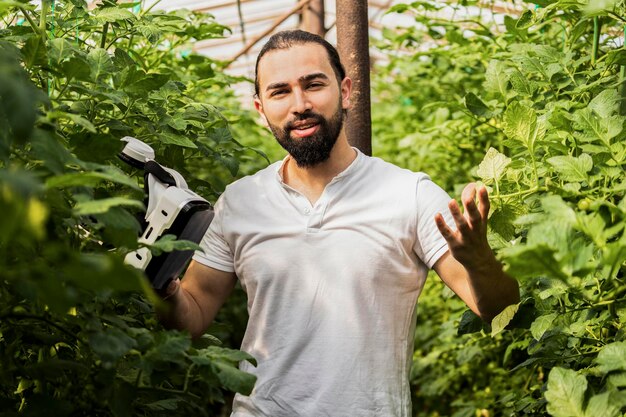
300, 0, 325, 36
227, 0, 311, 66
336, 0, 371, 156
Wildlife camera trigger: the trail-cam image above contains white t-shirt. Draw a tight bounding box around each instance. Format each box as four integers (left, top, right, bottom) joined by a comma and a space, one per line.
193, 149, 455, 417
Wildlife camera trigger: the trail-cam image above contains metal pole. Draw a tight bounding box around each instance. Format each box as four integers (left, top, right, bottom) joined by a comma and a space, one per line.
336, 0, 372, 156
300, 0, 325, 36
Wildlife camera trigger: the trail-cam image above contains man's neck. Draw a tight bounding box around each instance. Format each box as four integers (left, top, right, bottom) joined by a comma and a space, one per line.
282, 135, 357, 205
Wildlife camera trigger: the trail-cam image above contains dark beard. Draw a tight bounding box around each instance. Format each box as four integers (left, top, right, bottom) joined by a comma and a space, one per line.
268, 105, 344, 168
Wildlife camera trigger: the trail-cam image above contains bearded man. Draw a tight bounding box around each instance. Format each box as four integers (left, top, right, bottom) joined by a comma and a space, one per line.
158, 30, 520, 417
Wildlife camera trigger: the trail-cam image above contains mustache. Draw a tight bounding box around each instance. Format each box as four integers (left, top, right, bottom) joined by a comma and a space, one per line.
284, 111, 324, 131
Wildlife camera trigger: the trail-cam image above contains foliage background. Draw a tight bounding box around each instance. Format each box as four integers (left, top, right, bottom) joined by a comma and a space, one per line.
372, 0, 626, 416
1, 0, 625, 416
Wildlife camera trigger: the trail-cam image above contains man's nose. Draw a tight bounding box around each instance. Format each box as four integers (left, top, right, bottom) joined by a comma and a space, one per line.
292, 89, 312, 114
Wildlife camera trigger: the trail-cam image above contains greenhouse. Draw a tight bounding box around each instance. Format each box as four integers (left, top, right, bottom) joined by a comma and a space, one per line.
1, 0, 625, 416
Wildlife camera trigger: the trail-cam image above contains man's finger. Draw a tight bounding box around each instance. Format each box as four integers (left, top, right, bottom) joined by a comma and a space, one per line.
448, 199, 470, 233
435, 213, 456, 242
477, 185, 490, 219
162, 278, 181, 300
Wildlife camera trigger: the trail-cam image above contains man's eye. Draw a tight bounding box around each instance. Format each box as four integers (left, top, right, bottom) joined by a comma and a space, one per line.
270, 90, 287, 97
307, 83, 323, 89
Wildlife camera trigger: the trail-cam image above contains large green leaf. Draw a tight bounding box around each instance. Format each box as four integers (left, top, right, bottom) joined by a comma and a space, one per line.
491, 303, 519, 337
547, 154, 592, 182
584, 392, 621, 417
589, 89, 620, 119
500, 243, 568, 280
476, 147, 511, 184
87, 48, 114, 82
530, 312, 558, 340
464, 92, 494, 118
89, 328, 136, 364
46, 168, 141, 190
74, 197, 143, 215
92, 7, 136, 23
484, 60, 509, 97
572, 108, 622, 148
503, 102, 545, 153
545, 367, 586, 417
596, 342, 626, 374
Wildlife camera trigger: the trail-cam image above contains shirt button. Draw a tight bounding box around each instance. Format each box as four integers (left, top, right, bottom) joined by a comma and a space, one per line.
304, 208, 311, 215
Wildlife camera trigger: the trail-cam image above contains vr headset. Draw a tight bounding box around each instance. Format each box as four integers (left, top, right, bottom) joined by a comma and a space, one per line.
119, 137, 214, 291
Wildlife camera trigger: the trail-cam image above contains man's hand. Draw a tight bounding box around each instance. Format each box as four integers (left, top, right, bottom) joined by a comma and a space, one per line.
160, 278, 181, 300
155, 261, 237, 338
432, 183, 520, 322
434, 183, 493, 271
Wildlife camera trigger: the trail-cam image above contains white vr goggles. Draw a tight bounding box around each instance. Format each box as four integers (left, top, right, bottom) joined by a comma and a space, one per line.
119, 137, 214, 291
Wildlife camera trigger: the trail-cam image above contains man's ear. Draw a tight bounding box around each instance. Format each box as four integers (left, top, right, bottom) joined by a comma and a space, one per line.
254, 97, 269, 127
340, 77, 352, 110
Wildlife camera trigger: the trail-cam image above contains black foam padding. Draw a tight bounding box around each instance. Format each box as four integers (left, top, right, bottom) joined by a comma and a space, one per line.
145, 202, 214, 291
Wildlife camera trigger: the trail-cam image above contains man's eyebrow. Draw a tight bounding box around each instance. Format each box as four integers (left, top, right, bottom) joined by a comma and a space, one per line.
265, 82, 289, 92
265, 73, 330, 92
299, 72, 330, 83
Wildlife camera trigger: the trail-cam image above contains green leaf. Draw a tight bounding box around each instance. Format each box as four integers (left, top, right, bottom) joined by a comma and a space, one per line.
530, 313, 557, 340
87, 48, 114, 82
89, 328, 136, 364
92, 7, 136, 23
589, 89, 620, 119
484, 60, 509, 97
74, 197, 143, 215
147, 234, 202, 256
476, 147, 511, 184
21, 35, 46, 68
584, 392, 621, 417
572, 108, 622, 148
547, 154, 593, 182
145, 332, 191, 365
464, 92, 493, 118
596, 341, 626, 374
583, 0, 617, 15
48, 38, 75, 65
46, 110, 97, 133
503, 102, 544, 153
159, 133, 197, 148
510, 69, 536, 97
491, 303, 519, 337
212, 359, 257, 395
457, 309, 484, 335
500, 243, 568, 280
545, 367, 587, 417
146, 399, 183, 411
46, 168, 140, 190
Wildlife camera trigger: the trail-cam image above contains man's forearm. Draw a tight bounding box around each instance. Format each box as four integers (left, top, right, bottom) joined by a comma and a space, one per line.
467, 255, 520, 322
156, 284, 208, 338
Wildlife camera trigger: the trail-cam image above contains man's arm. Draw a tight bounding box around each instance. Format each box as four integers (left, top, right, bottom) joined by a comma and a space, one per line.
157, 260, 237, 338
433, 183, 520, 322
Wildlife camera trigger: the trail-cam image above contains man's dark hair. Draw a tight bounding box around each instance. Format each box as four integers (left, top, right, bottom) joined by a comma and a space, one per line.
254, 30, 346, 97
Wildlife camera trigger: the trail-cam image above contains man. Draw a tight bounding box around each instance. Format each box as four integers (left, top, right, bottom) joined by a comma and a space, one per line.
159, 30, 519, 417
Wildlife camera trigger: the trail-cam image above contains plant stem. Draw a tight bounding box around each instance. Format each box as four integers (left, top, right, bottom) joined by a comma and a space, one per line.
40, 0, 49, 39
18, 7, 41, 36
591, 17, 600, 66
100, 22, 109, 49
1, 313, 81, 345
620, 25, 626, 116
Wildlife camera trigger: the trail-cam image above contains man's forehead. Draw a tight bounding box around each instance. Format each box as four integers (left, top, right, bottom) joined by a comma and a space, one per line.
257, 43, 334, 88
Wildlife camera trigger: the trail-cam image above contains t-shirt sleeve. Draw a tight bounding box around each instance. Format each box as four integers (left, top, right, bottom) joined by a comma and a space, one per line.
412, 174, 457, 269
192, 191, 235, 272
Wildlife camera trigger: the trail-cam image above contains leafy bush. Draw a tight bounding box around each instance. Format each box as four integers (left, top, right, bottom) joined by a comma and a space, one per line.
374, 1, 626, 415
0, 1, 265, 415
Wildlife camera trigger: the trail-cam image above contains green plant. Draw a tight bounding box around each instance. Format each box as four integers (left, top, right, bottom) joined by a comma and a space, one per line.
375, 0, 626, 415
0, 1, 263, 415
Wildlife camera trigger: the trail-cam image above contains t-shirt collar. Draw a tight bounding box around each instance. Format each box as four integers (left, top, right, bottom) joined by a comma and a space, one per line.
275, 147, 363, 184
